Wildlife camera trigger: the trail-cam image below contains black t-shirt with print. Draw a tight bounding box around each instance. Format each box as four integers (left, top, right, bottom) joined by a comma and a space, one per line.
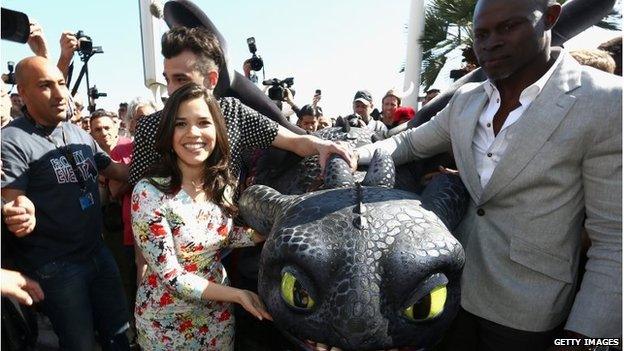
1, 116, 111, 271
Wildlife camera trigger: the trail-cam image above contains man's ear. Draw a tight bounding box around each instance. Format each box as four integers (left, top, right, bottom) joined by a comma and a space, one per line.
544, 3, 562, 31
16, 85, 26, 106
204, 70, 219, 90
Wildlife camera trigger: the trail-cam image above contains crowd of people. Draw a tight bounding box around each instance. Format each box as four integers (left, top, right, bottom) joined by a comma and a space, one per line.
0, 0, 622, 350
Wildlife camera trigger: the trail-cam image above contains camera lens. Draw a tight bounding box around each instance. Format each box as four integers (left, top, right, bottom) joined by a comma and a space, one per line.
250, 57, 263, 71
80, 40, 93, 55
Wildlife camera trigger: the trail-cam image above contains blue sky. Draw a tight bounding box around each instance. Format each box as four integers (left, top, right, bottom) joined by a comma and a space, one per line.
3, 1, 620, 118
2, 1, 411, 117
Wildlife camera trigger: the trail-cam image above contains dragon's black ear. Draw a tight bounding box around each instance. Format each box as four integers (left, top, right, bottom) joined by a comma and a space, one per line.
362, 149, 395, 188
323, 154, 355, 189
239, 185, 298, 235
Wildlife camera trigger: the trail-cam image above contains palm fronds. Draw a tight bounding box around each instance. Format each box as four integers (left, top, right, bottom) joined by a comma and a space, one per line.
418, 0, 476, 90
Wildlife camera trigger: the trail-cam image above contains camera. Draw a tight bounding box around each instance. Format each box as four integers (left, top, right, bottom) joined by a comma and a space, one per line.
74, 30, 103, 58
345, 114, 363, 127
3, 61, 16, 85
1, 8, 30, 43
246, 37, 264, 71
450, 68, 468, 81
263, 77, 295, 102
88, 86, 107, 100
87, 86, 107, 113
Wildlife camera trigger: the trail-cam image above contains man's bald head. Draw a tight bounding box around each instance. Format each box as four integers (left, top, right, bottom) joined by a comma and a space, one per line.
16, 56, 68, 126
15, 56, 63, 86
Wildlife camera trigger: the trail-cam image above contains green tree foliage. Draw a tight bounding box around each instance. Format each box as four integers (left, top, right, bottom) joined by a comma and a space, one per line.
418, 0, 476, 90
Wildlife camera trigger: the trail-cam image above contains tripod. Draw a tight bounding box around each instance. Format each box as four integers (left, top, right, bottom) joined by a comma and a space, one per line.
68, 46, 105, 114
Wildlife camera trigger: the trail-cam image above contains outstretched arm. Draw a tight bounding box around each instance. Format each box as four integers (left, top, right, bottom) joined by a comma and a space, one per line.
57, 32, 78, 79
273, 126, 355, 171
355, 95, 454, 167
26, 22, 49, 58
131, 181, 272, 320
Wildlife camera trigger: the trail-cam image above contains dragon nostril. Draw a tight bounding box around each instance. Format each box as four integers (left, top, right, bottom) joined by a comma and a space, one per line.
329, 316, 390, 350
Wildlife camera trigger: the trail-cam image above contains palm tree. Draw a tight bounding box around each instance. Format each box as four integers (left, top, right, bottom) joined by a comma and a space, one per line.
418, 0, 476, 90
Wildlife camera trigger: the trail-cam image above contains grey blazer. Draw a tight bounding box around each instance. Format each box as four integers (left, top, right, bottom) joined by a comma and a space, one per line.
357, 50, 622, 337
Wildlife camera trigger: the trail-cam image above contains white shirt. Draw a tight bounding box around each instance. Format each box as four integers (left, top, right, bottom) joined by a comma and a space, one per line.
473, 53, 563, 188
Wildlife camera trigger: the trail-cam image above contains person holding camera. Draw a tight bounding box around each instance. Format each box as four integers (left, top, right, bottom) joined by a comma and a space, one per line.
337, 90, 387, 133
283, 86, 301, 122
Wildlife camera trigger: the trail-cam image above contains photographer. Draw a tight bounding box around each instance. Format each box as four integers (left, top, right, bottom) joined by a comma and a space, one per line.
55, 31, 79, 79
337, 90, 387, 132
19, 22, 78, 81
284, 88, 325, 128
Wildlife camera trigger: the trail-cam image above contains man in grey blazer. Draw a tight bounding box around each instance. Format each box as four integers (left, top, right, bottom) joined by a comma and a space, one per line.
355, 0, 621, 349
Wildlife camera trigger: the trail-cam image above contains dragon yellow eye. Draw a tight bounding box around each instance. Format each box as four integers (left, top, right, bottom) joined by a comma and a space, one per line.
281, 271, 315, 309
404, 285, 447, 321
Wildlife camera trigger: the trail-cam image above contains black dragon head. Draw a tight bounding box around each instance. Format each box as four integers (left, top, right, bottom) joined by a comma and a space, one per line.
240, 150, 467, 351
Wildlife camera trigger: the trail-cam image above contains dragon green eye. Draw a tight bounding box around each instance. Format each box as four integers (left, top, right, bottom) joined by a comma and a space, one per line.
281, 271, 315, 309
404, 285, 447, 321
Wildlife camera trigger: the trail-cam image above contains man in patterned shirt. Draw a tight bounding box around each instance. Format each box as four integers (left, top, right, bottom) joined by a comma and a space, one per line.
129, 26, 352, 187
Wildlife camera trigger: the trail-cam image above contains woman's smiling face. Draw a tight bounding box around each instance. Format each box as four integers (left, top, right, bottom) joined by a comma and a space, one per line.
172, 97, 217, 170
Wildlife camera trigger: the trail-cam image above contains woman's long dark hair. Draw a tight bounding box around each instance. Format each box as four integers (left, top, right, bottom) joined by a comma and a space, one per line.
146, 83, 237, 216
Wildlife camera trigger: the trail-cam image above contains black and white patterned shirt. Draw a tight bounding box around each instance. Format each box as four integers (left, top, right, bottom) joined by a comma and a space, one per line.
129, 97, 279, 186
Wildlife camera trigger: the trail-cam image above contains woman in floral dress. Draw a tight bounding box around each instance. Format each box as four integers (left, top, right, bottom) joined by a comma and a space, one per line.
131, 83, 272, 350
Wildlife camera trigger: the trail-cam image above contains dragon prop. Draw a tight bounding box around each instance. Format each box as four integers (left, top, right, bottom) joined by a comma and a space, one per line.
240, 151, 468, 351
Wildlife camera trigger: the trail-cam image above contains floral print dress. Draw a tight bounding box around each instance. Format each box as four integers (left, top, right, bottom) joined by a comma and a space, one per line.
131, 178, 256, 350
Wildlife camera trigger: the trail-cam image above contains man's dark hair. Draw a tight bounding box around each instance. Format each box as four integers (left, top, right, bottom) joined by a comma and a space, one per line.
90, 109, 118, 121
161, 27, 223, 76
119, 102, 128, 108
10, 93, 19, 98
297, 104, 321, 119
426, 89, 440, 94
